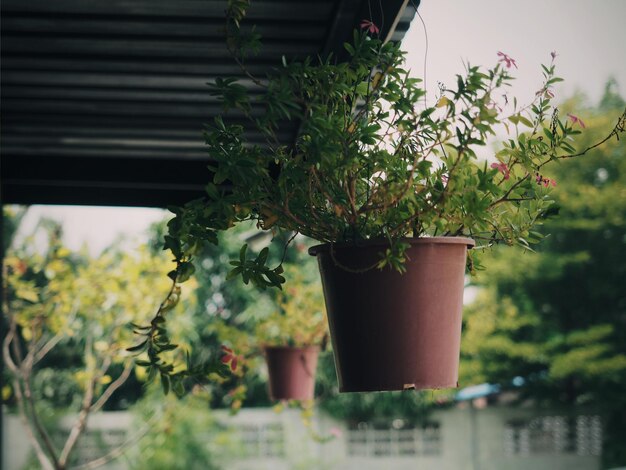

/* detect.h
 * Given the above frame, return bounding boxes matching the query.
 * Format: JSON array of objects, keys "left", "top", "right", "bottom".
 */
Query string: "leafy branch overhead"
[
  {"left": 164, "top": 2, "right": 625, "bottom": 286},
  {"left": 131, "top": 0, "right": 625, "bottom": 388}
]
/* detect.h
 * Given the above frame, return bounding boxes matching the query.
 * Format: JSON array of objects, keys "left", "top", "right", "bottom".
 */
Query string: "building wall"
[{"left": 2, "top": 405, "right": 602, "bottom": 470}]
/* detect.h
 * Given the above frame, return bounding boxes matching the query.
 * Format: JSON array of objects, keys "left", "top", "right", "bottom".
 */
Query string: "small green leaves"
[
  {"left": 163, "top": 235, "right": 182, "bottom": 259},
  {"left": 161, "top": 374, "right": 170, "bottom": 395},
  {"left": 176, "top": 262, "right": 196, "bottom": 283},
  {"left": 228, "top": 244, "right": 286, "bottom": 289},
  {"left": 376, "top": 242, "right": 410, "bottom": 273},
  {"left": 126, "top": 339, "right": 148, "bottom": 353}
]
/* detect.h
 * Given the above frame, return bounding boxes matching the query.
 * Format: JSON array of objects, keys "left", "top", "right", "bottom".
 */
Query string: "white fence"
[{"left": 3, "top": 406, "right": 602, "bottom": 470}]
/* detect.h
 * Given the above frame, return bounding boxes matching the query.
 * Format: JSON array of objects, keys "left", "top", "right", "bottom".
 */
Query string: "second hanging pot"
[{"left": 264, "top": 345, "right": 319, "bottom": 401}]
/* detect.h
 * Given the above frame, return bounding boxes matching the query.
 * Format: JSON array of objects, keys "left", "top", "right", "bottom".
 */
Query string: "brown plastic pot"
[
  {"left": 309, "top": 237, "right": 474, "bottom": 393},
  {"left": 264, "top": 345, "right": 320, "bottom": 401}
]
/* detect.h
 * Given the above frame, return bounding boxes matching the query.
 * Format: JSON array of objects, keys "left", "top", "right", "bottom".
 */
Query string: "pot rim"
[{"left": 308, "top": 236, "right": 475, "bottom": 256}]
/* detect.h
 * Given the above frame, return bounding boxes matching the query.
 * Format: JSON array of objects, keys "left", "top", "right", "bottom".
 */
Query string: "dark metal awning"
[{"left": 1, "top": 0, "right": 418, "bottom": 208}]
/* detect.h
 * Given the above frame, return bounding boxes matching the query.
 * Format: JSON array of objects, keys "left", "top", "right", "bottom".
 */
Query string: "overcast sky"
[
  {"left": 14, "top": 0, "right": 626, "bottom": 253},
  {"left": 403, "top": 0, "right": 626, "bottom": 106}
]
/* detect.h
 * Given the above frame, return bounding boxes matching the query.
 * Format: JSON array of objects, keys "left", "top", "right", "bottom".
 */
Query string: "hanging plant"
[{"left": 129, "top": 0, "right": 626, "bottom": 391}]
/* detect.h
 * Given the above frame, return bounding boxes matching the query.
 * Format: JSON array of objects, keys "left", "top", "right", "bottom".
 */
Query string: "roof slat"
[
  {"left": 1, "top": 0, "right": 335, "bottom": 21},
  {"left": 1, "top": 0, "right": 418, "bottom": 207}
]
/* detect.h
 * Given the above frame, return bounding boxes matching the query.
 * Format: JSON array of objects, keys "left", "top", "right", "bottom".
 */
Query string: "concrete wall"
[{"left": 3, "top": 405, "right": 602, "bottom": 470}]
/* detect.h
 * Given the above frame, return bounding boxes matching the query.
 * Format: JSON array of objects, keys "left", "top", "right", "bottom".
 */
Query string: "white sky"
[
  {"left": 10, "top": 0, "right": 626, "bottom": 253},
  {"left": 403, "top": 0, "right": 626, "bottom": 106},
  {"left": 13, "top": 205, "right": 167, "bottom": 256}
]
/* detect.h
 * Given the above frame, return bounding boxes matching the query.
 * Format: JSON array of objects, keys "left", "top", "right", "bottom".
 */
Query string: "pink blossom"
[
  {"left": 360, "top": 19, "right": 380, "bottom": 35},
  {"left": 221, "top": 345, "right": 239, "bottom": 372},
  {"left": 497, "top": 51, "right": 518, "bottom": 69},
  {"left": 550, "top": 51, "right": 558, "bottom": 60},
  {"left": 567, "top": 113, "right": 586, "bottom": 128},
  {"left": 491, "top": 162, "right": 510, "bottom": 180},
  {"left": 535, "top": 174, "right": 557, "bottom": 187}
]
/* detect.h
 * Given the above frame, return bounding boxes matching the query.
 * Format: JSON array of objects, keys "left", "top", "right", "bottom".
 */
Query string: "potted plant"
[
  {"left": 214, "top": 262, "right": 328, "bottom": 401},
  {"left": 133, "top": 1, "right": 626, "bottom": 393},
  {"left": 257, "top": 264, "right": 327, "bottom": 400}
]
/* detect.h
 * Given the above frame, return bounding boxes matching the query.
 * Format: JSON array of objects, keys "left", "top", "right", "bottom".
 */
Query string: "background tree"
[
  {"left": 2, "top": 212, "right": 198, "bottom": 470},
  {"left": 128, "top": 391, "right": 231, "bottom": 470},
  {"left": 460, "top": 86, "right": 626, "bottom": 468}
]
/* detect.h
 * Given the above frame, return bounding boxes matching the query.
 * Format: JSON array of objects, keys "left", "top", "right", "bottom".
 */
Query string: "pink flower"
[
  {"left": 497, "top": 51, "right": 518, "bottom": 69},
  {"left": 360, "top": 19, "right": 380, "bottom": 35},
  {"left": 491, "top": 162, "right": 510, "bottom": 180},
  {"left": 221, "top": 345, "right": 239, "bottom": 371},
  {"left": 550, "top": 51, "right": 558, "bottom": 60},
  {"left": 567, "top": 113, "right": 586, "bottom": 128},
  {"left": 535, "top": 174, "right": 557, "bottom": 187}
]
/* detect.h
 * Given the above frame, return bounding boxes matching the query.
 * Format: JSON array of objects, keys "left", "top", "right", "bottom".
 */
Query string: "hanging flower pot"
[
  {"left": 264, "top": 345, "right": 320, "bottom": 400},
  {"left": 136, "top": 3, "right": 622, "bottom": 394},
  {"left": 309, "top": 237, "right": 474, "bottom": 393}
]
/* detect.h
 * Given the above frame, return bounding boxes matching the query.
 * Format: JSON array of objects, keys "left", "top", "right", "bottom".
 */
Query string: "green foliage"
[
  {"left": 164, "top": 4, "right": 626, "bottom": 292},
  {"left": 208, "top": 243, "right": 328, "bottom": 410},
  {"left": 250, "top": 264, "right": 327, "bottom": 348},
  {"left": 459, "top": 95, "right": 626, "bottom": 467},
  {"left": 2, "top": 212, "right": 204, "bottom": 469},
  {"left": 129, "top": 392, "right": 232, "bottom": 470}
]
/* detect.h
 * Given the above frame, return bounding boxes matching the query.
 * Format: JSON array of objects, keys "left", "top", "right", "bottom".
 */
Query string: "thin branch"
[
  {"left": 2, "top": 321, "right": 19, "bottom": 374},
  {"left": 488, "top": 174, "right": 531, "bottom": 209},
  {"left": 91, "top": 363, "right": 133, "bottom": 413},
  {"left": 9, "top": 318, "right": 61, "bottom": 467},
  {"left": 11, "top": 377, "right": 55, "bottom": 470},
  {"left": 540, "top": 107, "right": 626, "bottom": 167},
  {"left": 68, "top": 418, "right": 156, "bottom": 470},
  {"left": 34, "top": 333, "right": 64, "bottom": 364},
  {"left": 3, "top": 285, "right": 60, "bottom": 467},
  {"left": 58, "top": 338, "right": 97, "bottom": 467}
]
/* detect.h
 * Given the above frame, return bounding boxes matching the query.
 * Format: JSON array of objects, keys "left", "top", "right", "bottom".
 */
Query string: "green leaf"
[
  {"left": 16, "top": 289, "right": 38, "bottom": 303},
  {"left": 176, "top": 262, "right": 196, "bottom": 283},
  {"left": 257, "top": 247, "right": 269, "bottom": 266},
  {"left": 161, "top": 374, "right": 170, "bottom": 395},
  {"left": 226, "top": 266, "right": 243, "bottom": 280},
  {"left": 518, "top": 116, "right": 534, "bottom": 128},
  {"left": 126, "top": 340, "right": 148, "bottom": 353},
  {"left": 173, "top": 380, "right": 185, "bottom": 397},
  {"left": 163, "top": 235, "right": 182, "bottom": 259}
]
